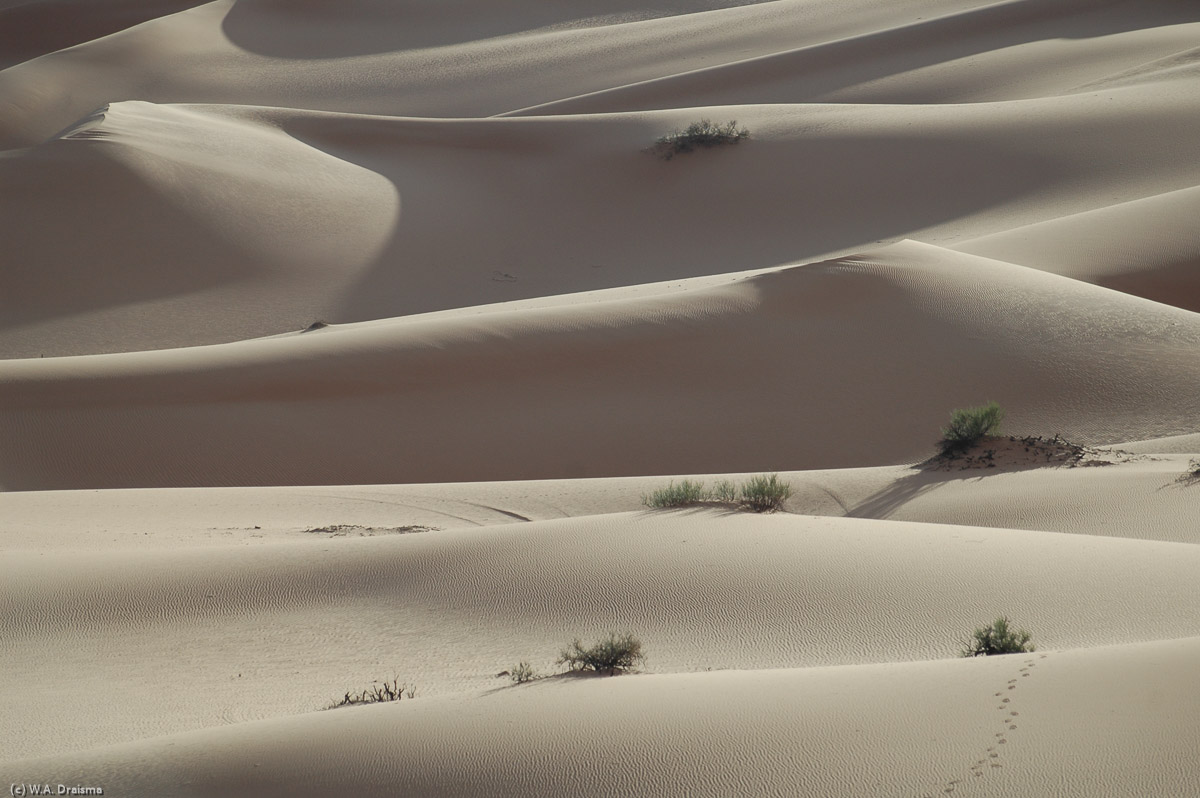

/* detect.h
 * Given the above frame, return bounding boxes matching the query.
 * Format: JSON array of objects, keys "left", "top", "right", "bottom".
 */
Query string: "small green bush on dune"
[
  {"left": 641, "top": 474, "right": 792, "bottom": 513},
  {"left": 960, "top": 617, "right": 1035, "bottom": 657},
  {"left": 940, "top": 401, "right": 1005, "bottom": 453},
  {"left": 648, "top": 119, "right": 750, "bottom": 160},
  {"left": 738, "top": 473, "right": 792, "bottom": 512},
  {"left": 643, "top": 479, "right": 709, "bottom": 508},
  {"left": 509, "top": 661, "right": 538, "bottom": 684}
]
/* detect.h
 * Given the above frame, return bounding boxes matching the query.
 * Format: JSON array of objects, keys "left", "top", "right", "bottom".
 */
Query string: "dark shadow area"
[
  {"left": 848, "top": 435, "right": 1126, "bottom": 520},
  {"left": 0, "top": 0, "right": 210, "bottom": 70},
  {"left": 1099, "top": 258, "right": 1200, "bottom": 314},
  {"left": 268, "top": 116, "right": 1073, "bottom": 324},
  {"left": 220, "top": 0, "right": 773, "bottom": 59},
  {"left": 0, "top": 141, "right": 257, "bottom": 342},
  {"left": 846, "top": 468, "right": 954, "bottom": 521},
  {"left": 509, "top": 0, "right": 1200, "bottom": 114}
]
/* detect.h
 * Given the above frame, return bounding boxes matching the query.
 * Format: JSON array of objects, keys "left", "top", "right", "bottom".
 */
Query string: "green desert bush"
[
  {"left": 510, "top": 661, "right": 538, "bottom": 684},
  {"left": 960, "top": 617, "right": 1035, "bottom": 657},
  {"left": 558, "top": 632, "right": 645, "bottom": 675},
  {"left": 711, "top": 479, "right": 739, "bottom": 504},
  {"left": 642, "top": 479, "right": 708, "bottom": 508},
  {"left": 642, "top": 474, "right": 792, "bottom": 512},
  {"left": 940, "top": 401, "right": 1005, "bottom": 453},
  {"left": 648, "top": 119, "right": 749, "bottom": 160},
  {"left": 738, "top": 473, "right": 792, "bottom": 512}
]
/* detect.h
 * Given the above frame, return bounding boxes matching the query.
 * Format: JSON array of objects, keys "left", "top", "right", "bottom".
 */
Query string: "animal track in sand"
[{"left": 927, "top": 654, "right": 1044, "bottom": 796}]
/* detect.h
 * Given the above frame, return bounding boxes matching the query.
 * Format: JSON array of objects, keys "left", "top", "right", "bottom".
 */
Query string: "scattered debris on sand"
[
  {"left": 923, "top": 435, "right": 1138, "bottom": 472},
  {"left": 300, "top": 524, "right": 437, "bottom": 537}
]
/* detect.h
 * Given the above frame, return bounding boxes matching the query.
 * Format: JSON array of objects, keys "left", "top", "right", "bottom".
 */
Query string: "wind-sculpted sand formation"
[{"left": 3, "top": 1, "right": 1200, "bottom": 795}]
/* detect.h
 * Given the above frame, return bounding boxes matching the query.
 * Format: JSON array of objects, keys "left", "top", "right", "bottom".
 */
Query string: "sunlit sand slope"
[
  {"left": 3, "top": 85, "right": 1199, "bottom": 357},
  {"left": 3, "top": 241, "right": 1199, "bottom": 489},
  {"left": 7, "top": 638, "right": 1199, "bottom": 797},
  {"left": 4, "top": 512, "right": 1200, "bottom": 759}
]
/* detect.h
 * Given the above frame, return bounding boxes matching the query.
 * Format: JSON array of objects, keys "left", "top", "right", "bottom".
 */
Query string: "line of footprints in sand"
[{"left": 924, "top": 652, "right": 1050, "bottom": 797}]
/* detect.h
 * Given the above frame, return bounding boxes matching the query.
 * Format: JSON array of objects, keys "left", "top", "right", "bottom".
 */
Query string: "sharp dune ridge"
[{"left": 3, "top": 1, "right": 1200, "bottom": 795}]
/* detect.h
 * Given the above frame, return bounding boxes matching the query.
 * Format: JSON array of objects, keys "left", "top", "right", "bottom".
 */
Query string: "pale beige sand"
[
  {"left": 953, "top": 186, "right": 1200, "bottom": 312},
  {"left": 6, "top": 512, "right": 1200, "bottom": 761},
  {"left": 5, "top": 452, "right": 1200, "bottom": 553},
  {"left": 4, "top": 0, "right": 1200, "bottom": 794},
  {"left": 7, "top": 638, "right": 1199, "bottom": 797},
  {"left": 4, "top": 241, "right": 1200, "bottom": 489}
]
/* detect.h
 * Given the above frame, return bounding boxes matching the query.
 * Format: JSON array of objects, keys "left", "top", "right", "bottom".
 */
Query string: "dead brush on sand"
[
  {"left": 329, "top": 677, "right": 416, "bottom": 709},
  {"left": 646, "top": 119, "right": 749, "bottom": 160},
  {"left": 558, "top": 632, "right": 646, "bottom": 676}
]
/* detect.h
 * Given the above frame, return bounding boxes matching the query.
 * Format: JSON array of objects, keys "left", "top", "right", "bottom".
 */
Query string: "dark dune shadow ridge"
[
  {"left": 0, "top": 0, "right": 210, "bottom": 70},
  {"left": 505, "top": 0, "right": 1200, "bottom": 114},
  {"left": 220, "top": 0, "right": 775, "bottom": 59}
]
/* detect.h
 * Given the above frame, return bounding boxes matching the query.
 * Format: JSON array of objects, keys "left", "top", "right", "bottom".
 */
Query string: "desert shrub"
[
  {"left": 330, "top": 677, "right": 415, "bottom": 708},
  {"left": 648, "top": 119, "right": 749, "bottom": 160},
  {"left": 960, "top": 617, "right": 1035, "bottom": 657},
  {"left": 642, "top": 475, "right": 792, "bottom": 512},
  {"left": 643, "top": 479, "right": 708, "bottom": 508},
  {"left": 941, "top": 401, "right": 1005, "bottom": 452},
  {"left": 738, "top": 473, "right": 792, "bottom": 512},
  {"left": 558, "top": 632, "right": 645, "bottom": 675},
  {"left": 711, "top": 479, "right": 739, "bottom": 504},
  {"left": 510, "top": 661, "right": 538, "bottom": 684}
]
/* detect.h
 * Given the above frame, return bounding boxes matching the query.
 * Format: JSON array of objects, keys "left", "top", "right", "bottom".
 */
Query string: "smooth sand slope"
[
  {"left": 7, "top": 639, "right": 1199, "bottom": 798},
  {"left": 6, "top": 512, "right": 1200, "bottom": 762},
  {"left": 2, "top": 85, "right": 1199, "bottom": 356},
  {"left": 4, "top": 240, "right": 1200, "bottom": 489},
  {"left": 6, "top": 451, "right": 1200, "bottom": 552},
  {"left": 4, "top": 1, "right": 1200, "bottom": 795}
]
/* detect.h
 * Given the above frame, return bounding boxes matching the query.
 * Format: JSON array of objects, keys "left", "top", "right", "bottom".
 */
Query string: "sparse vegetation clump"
[
  {"left": 558, "top": 632, "right": 645, "bottom": 675},
  {"left": 940, "top": 401, "right": 1005, "bottom": 453},
  {"left": 509, "top": 661, "right": 538, "bottom": 684},
  {"left": 648, "top": 119, "right": 749, "bottom": 160},
  {"left": 329, "top": 677, "right": 416, "bottom": 708},
  {"left": 738, "top": 473, "right": 792, "bottom": 512},
  {"left": 642, "top": 474, "right": 792, "bottom": 512},
  {"left": 643, "top": 479, "right": 708, "bottom": 508},
  {"left": 960, "top": 617, "right": 1035, "bottom": 657}
]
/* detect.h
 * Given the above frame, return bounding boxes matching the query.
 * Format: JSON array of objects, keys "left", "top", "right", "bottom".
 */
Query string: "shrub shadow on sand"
[{"left": 848, "top": 435, "right": 1133, "bottom": 519}]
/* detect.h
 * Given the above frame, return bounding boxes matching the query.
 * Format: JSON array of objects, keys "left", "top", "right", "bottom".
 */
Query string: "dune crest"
[{"left": 3, "top": 1, "right": 1199, "bottom": 794}]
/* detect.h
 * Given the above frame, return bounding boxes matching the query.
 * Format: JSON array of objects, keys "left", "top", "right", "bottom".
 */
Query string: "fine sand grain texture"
[{"left": 4, "top": 0, "right": 1200, "bottom": 795}]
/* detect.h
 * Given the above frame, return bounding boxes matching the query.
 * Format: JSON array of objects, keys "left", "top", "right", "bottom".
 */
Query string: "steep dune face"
[
  {"left": 4, "top": 241, "right": 1200, "bottom": 490},
  {"left": 953, "top": 185, "right": 1200, "bottom": 312},
  {"left": 0, "top": 101, "right": 397, "bottom": 356},
  {"left": 3, "top": 86, "right": 1199, "bottom": 357},
  {"left": 4, "top": 0, "right": 1200, "bottom": 794}
]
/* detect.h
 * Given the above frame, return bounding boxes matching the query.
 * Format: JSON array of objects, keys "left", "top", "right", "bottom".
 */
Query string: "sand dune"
[
  {"left": 5, "top": 240, "right": 1200, "bottom": 490},
  {"left": 5, "top": 85, "right": 1200, "bottom": 356},
  {"left": 954, "top": 185, "right": 1200, "bottom": 311},
  {"left": 6, "top": 511, "right": 1200, "bottom": 762},
  {"left": 4, "top": 1, "right": 1200, "bottom": 794}
]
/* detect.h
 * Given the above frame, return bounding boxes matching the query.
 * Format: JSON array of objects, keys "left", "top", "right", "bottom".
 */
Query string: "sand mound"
[
  {"left": 5, "top": 240, "right": 1200, "bottom": 489},
  {"left": 5, "top": 1, "right": 1200, "bottom": 793},
  {"left": 7, "top": 637, "right": 1199, "bottom": 797},
  {"left": 954, "top": 185, "right": 1200, "bottom": 312},
  {"left": 5, "top": 511, "right": 1200, "bottom": 759}
]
